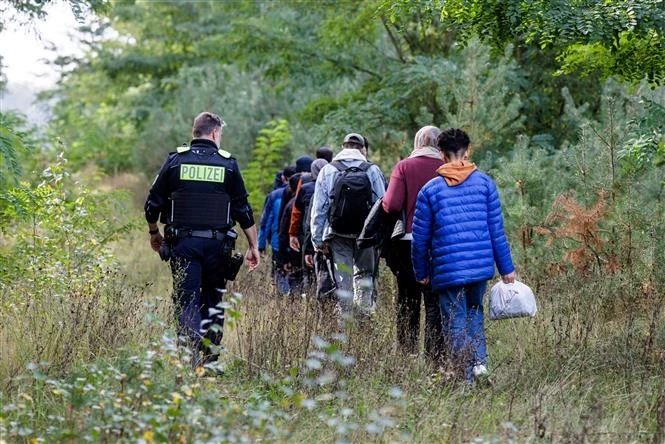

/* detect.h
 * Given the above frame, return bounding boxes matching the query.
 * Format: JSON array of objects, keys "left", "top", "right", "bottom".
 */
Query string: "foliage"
[
  {"left": 0, "top": 0, "right": 109, "bottom": 32},
  {"left": 7, "top": 1, "right": 665, "bottom": 442},
  {"left": 492, "top": 79, "right": 665, "bottom": 282},
  {"left": 243, "top": 119, "right": 292, "bottom": 213},
  {"left": 0, "top": 156, "right": 139, "bottom": 377},
  {"left": 0, "top": 156, "right": 134, "bottom": 288},
  {"left": 138, "top": 64, "right": 295, "bottom": 174},
  {"left": 617, "top": 87, "right": 665, "bottom": 174},
  {"left": 0, "top": 315, "right": 404, "bottom": 443},
  {"left": 46, "top": 0, "right": 530, "bottom": 176},
  {"left": 384, "top": 0, "right": 665, "bottom": 84},
  {"left": 314, "top": 37, "right": 524, "bottom": 165},
  {"left": 0, "top": 112, "right": 29, "bottom": 187}
]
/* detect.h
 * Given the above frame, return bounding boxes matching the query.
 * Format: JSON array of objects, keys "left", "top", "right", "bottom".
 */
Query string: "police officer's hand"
[
  {"left": 150, "top": 232, "right": 163, "bottom": 252},
  {"left": 418, "top": 277, "right": 430, "bottom": 286},
  {"left": 289, "top": 236, "right": 300, "bottom": 252},
  {"left": 245, "top": 246, "right": 260, "bottom": 272}
]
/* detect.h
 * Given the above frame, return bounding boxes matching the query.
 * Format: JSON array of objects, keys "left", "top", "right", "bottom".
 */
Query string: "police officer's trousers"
[{"left": 170, "top": 236, "right": 227, "bottom": 359}]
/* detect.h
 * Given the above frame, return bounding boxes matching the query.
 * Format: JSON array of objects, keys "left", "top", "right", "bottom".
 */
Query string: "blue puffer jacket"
[
  {"left": 411, "top": 168, "right": 514, "bottom": 291},
  {"left": 258, "top": 186, "right": 285, "bottom": 252}
]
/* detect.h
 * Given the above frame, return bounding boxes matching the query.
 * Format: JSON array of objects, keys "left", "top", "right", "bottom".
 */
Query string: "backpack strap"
[
  {"left": 331, "top": 160, "right": 348, "bottom": 172},
  {"left": 357, "top": 162, "right": 371, "bottom": 172},
  {"left": 331, "top": 160, "right": 372, "bottom": 172}
]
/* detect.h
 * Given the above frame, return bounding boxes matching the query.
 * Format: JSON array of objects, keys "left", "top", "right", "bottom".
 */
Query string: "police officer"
[{"left": 145, "top": 111, "right": 260, "bottom": 365}]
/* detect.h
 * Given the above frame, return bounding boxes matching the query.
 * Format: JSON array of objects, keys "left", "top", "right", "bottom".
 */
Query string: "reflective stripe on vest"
[{"left": 179, "top": 164, "right": 226, "bottom": 183}]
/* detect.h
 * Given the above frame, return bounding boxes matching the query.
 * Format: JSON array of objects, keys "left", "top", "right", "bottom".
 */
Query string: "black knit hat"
[{"left": 295, "top": 155, "right": 313, "bottom": 173}]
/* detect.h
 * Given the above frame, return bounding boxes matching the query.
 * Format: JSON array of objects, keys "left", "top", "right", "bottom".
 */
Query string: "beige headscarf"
[{"left": 409, "top": 125, "right": 442, "bottom": 159}]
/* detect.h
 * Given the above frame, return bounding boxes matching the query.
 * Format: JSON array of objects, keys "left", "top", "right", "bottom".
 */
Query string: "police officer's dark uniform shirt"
[
  {"left": 144, "top": 138, "right": 253, "bottom": 354},
  {"left": 144, "top": 139, "right": 254, "bottom": 230}
]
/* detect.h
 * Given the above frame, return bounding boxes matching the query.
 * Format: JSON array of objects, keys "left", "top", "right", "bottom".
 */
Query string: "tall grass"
[{"left": 3, "top": 223, "right": 665, "bottom": 442}]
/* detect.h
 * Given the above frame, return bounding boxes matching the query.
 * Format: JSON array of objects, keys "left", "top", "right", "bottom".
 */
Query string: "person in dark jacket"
[
  {"left": 279, "top": 173, "right": 305, "bottom": 296},
  {"left": 412, "top": 128, "right": 515, "bottom": 382},
  {"left": 289, "top": 149, "right": 331, "bottom": 249},
  {"left": 145, "top": 111, "right": 260, "bottom": 365},
  {"left": 288, "top": 159, "right": 327, "bottom": 253},
  {"left": 292, "top": 159, "right": 329, "bottom": 295},
  {"left": 383, "top": 126, "right": 444, "bottom": 359}
]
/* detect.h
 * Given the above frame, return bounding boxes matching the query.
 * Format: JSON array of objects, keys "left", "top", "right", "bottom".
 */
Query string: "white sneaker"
[{"left": 472, "top": 364, "right": 488, "bottom": 377}]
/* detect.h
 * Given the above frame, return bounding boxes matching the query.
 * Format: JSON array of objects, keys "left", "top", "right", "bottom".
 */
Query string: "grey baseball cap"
[{"left": 343, "top": 133, "right": 365, "bottom": 147}]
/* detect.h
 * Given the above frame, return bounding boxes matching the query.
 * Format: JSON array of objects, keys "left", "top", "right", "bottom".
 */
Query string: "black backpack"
[{"left": 328, "top": 160, "right": 373, "bottom": 234}]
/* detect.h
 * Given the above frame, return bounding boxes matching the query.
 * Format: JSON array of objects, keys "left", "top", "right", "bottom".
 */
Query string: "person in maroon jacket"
[{"left": 383, "top": 125, "right": 444, "bottom": 360}]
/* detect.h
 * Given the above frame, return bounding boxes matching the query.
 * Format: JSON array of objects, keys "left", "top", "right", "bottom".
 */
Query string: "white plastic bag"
[{"left": 489, "top": 280, "right": 537, "bottom": 320}]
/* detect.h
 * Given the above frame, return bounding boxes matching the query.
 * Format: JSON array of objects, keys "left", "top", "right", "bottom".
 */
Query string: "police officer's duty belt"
[{"left": 175, "top": 229, "right": 227, "bottom": 241}]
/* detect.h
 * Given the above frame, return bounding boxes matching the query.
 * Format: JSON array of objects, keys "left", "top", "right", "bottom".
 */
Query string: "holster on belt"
[{"left": 220, "top": 230, "right": 243, "bottom": 281}]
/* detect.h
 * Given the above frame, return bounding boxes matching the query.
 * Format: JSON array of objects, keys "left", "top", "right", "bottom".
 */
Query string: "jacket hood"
[
  {"left": 437, "top": 161, "right": 477, "bottom": 186},
  {"left": 310, "top": 158, "right": 328, "bottom": 179},
  {"left": 333, "top": 148, "right": 367, "bottom": 162}
]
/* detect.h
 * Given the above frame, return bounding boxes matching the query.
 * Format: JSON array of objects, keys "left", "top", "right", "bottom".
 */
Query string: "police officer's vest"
[{"left": 167, "top": 144, "right": 234, "bottom": 229}]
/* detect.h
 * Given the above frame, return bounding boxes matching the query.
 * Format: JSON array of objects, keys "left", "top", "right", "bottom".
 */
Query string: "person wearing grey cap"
[{"left": 309, "top": 133, "right": 386, "bottom": 315}]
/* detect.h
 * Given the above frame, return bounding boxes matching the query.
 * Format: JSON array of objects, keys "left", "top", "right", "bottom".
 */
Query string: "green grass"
[{"left": 2, "top": 227, "right": 665, "bottom": 443}]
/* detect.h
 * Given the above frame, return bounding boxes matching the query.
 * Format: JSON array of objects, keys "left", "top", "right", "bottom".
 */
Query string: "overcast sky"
[{"left": 0, "top": 1, "right": 83, "bottom": 117}]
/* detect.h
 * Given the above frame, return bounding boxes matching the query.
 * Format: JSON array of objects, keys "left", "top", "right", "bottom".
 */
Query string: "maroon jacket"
[{"left": 382, "top": 155, "right": 443, "bottom": 233}]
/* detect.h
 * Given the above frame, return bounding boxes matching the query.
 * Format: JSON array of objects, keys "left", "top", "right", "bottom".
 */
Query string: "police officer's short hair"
[{"left": 192, "top": 112, "right": 226, "bottom": 138}]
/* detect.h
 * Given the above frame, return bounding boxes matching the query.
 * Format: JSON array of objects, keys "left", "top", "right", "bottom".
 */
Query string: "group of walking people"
[
  {"left": 145, "top": 111, "right": 514, "bottom": 380},
  {"left": 258, "top": 125, "right": 516, "bottom": 382}
]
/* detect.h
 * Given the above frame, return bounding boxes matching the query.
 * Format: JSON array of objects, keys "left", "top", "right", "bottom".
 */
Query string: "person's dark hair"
[
  {"left": 342, "top": 141, "right": 364, "bottom": 150},
  {"left": 192, "top": 112, "right": 225, "bottom": 138},
  {"left": 283, "top": 166, "right": 297, "bottom": 179},
  {"left": 316, "top": 146, "right": 333, "bottom": 162},
  {"left": 437, "top": 128, "right": 470, "bottom": 156}
]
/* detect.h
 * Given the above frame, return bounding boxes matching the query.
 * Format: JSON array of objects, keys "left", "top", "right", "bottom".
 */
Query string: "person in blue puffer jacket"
[{"left": 411, "top": 128, "right": 515, "bottom": 382}]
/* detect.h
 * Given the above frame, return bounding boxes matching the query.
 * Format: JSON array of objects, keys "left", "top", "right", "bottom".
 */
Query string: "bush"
[{"left": 0, "top": 156, "right": 141, "bottom": 380}]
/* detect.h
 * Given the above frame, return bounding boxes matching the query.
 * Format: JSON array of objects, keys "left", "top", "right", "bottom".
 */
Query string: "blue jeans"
[{"left": 437, "top": 281, "right": 488, "bottom": 381}]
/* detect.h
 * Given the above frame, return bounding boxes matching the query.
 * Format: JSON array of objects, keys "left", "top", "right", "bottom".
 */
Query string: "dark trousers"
[
  {"left": 170, "top": 237, "right": 227, "bottom": 359},
  {"left": 314, "top": 251, "right": 336, "bottom": 298},
  {"left": 390, "top": 240, "right": 443, "bottom": 359}
]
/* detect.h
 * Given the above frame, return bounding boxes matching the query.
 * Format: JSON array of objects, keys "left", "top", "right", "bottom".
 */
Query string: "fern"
[{"left": 243, "top": 119, "right": 292, "bottom": 213}]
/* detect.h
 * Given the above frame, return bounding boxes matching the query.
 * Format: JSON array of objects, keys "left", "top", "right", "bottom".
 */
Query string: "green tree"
[
  {"left": 386, "top": 0, "right": 665, "bottom": 84},
  {"left": 243, "top": 119, "right": 292, "bottom": 213},
  {"left": 49, "top": 0, "right": 532, "bottom": 176}
]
